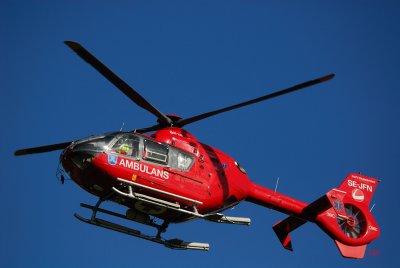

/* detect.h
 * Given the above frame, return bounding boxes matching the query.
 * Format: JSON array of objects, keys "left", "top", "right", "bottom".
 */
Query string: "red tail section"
[
  {"left": 267, "top": 173, "right": 380, "bottom": 259},
  {"left": 323, "top": 173, "right": 380, "bottom": 258}
]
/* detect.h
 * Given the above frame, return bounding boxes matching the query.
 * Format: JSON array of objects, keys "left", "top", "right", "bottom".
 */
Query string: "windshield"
[{"left": 72, "top": 132, "right": 120, "bottom": 153}]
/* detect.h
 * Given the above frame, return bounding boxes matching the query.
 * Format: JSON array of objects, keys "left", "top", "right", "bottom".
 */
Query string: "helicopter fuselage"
[{"left": 61, "top": 127, "right": 252, "bottom": 222}]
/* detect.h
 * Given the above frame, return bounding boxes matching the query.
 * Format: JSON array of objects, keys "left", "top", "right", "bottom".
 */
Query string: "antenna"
[
  {"left": 370, "top": 203, "right": 376, "bottom": 212},
  {"left": 120, "top": 122, "right": 125, "bottom": 131},
  {"left": 274, "top": 177, "right": 280, "bottom": 193}
]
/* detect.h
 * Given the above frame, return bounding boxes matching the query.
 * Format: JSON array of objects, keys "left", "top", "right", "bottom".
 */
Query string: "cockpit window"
[
  {"left": 111, "top": 134, "right": 140, "bottom": 158},
  {"left": 143, "top": 139, "right": 168, "bottom": 165},
  {"left": 72, "top": 133, "right": 120, "bottom": 153},
  {"left": 169, "top": 148, "right": 194, "bottom": 172}
]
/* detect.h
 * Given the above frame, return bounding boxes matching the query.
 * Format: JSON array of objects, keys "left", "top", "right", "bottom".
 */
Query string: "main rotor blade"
[
  {"left": 64, "top": 41, "right": 172, "bottom": 126},
  {"left": 14, "top": 141, "right": 72, "bottom": 156},
  {"left": 176, "top": 73, "right": 335, "bottom": 127}
]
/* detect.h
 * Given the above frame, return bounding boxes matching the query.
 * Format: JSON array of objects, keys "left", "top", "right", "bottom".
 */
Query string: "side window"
[
  {"left": 143, "top": 139, "right": 168, "bottom": 165},
  {"left": 111, "top": 134, "right": 140, "bottom": 158},
  {"left": 169, "top": 148, "right": 194, "bottom": 172}
]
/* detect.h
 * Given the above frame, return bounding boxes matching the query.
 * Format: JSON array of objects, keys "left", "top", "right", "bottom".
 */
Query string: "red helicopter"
[{"left": 15, "top": 41, "right": 380, "bottom": 259}]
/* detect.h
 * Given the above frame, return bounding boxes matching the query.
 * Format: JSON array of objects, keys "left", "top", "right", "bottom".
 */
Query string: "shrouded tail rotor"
[{"left": 337, "top": 204, "right": 367, "bottom": 239}]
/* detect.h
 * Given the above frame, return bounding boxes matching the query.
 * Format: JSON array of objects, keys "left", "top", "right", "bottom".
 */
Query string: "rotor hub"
[{"left": 346, "top": 216, "right": 356, "bottom": 228}]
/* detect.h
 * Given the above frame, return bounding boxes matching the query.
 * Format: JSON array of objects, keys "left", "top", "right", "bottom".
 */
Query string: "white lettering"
[
  {"left": 347, "top": 180, "right": 373, "bottom": 192},
  {"left": 170, "top": 130, "right": 183, "bottom": 137},
  {"left": 351, "top": 175, "right": 377, "bottom": 184},
  {"left": 126, "top": 160, "right": 133, "bottom": 169},
  {"left": 134, "top": 162, "right": 139, "bottom": 170},
  {"left": 326, "top": 212, "right": 336, "bottom": 219},
  {"left": 369, "top": 226, "right": 378, "bottom": 232},
  {"left": 119, "top": 159, "right": 126, "bottom": 167},
  {"left": 118, "top": 159, "right": 169, "bottom": 180},
  {"left": 140, "top": 164, "right": 146, "bottom": 173}
]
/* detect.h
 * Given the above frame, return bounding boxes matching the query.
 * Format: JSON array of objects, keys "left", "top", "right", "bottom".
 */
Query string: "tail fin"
[
  {"left": 337, "top": 173, "right": 379, "bottom": 207},
  {"left": 273, "top": 173, "right": 380, "bottom": 259}
]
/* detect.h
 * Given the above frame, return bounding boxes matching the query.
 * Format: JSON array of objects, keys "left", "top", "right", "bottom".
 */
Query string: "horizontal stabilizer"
[{"left": 273, "top": 216, "right": 307, "bottom": 251}]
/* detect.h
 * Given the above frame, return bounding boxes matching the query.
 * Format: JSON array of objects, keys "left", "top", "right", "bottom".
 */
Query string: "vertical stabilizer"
[{"left": 337, "top": 173, "right": 380, "bottom": 206}]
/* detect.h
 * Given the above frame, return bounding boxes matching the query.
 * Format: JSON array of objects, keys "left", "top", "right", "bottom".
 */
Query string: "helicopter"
[{"left": 15, "top": 41, "right": 380, "bottom": 259}]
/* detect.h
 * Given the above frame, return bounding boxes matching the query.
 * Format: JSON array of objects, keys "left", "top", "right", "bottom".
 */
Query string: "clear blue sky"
[{"left": 1, "top": 1, "right": 399, "bottom": 267}]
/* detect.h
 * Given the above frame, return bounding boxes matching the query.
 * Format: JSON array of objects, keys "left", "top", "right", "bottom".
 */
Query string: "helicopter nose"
[
  {"left": 67, "top": 142, "right": 100, "bottom": 170},
  {"left": 62, "top": 134, "right": 114, "bottom": 170},
  {"left": 70, "top": 150, "right": 96, "bottom": 169}
]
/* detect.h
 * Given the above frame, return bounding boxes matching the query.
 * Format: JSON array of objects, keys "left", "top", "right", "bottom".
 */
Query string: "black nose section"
[
  {"left": 71, "top": 151, "right": 96, "bottom": 169},
  {"left": 68, "top": 141, "right": 102, "bottom": 170},
  {"left": 62, "top": 133, "right": 119, "bottom": 169},
  {"left": 72, "top": 141, "right": 102, "bottom": 153}
]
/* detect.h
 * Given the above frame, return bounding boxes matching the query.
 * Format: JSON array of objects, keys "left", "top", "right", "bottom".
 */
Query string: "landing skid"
[
  {"left": 74, "top": 178, "right": 251, "bottom": 251},
  {"left": 74, "top": 198, "right": 209, "bottom": 251},
  {"left": 75, "top": 213, "right": 209, "bottom": 250}
]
